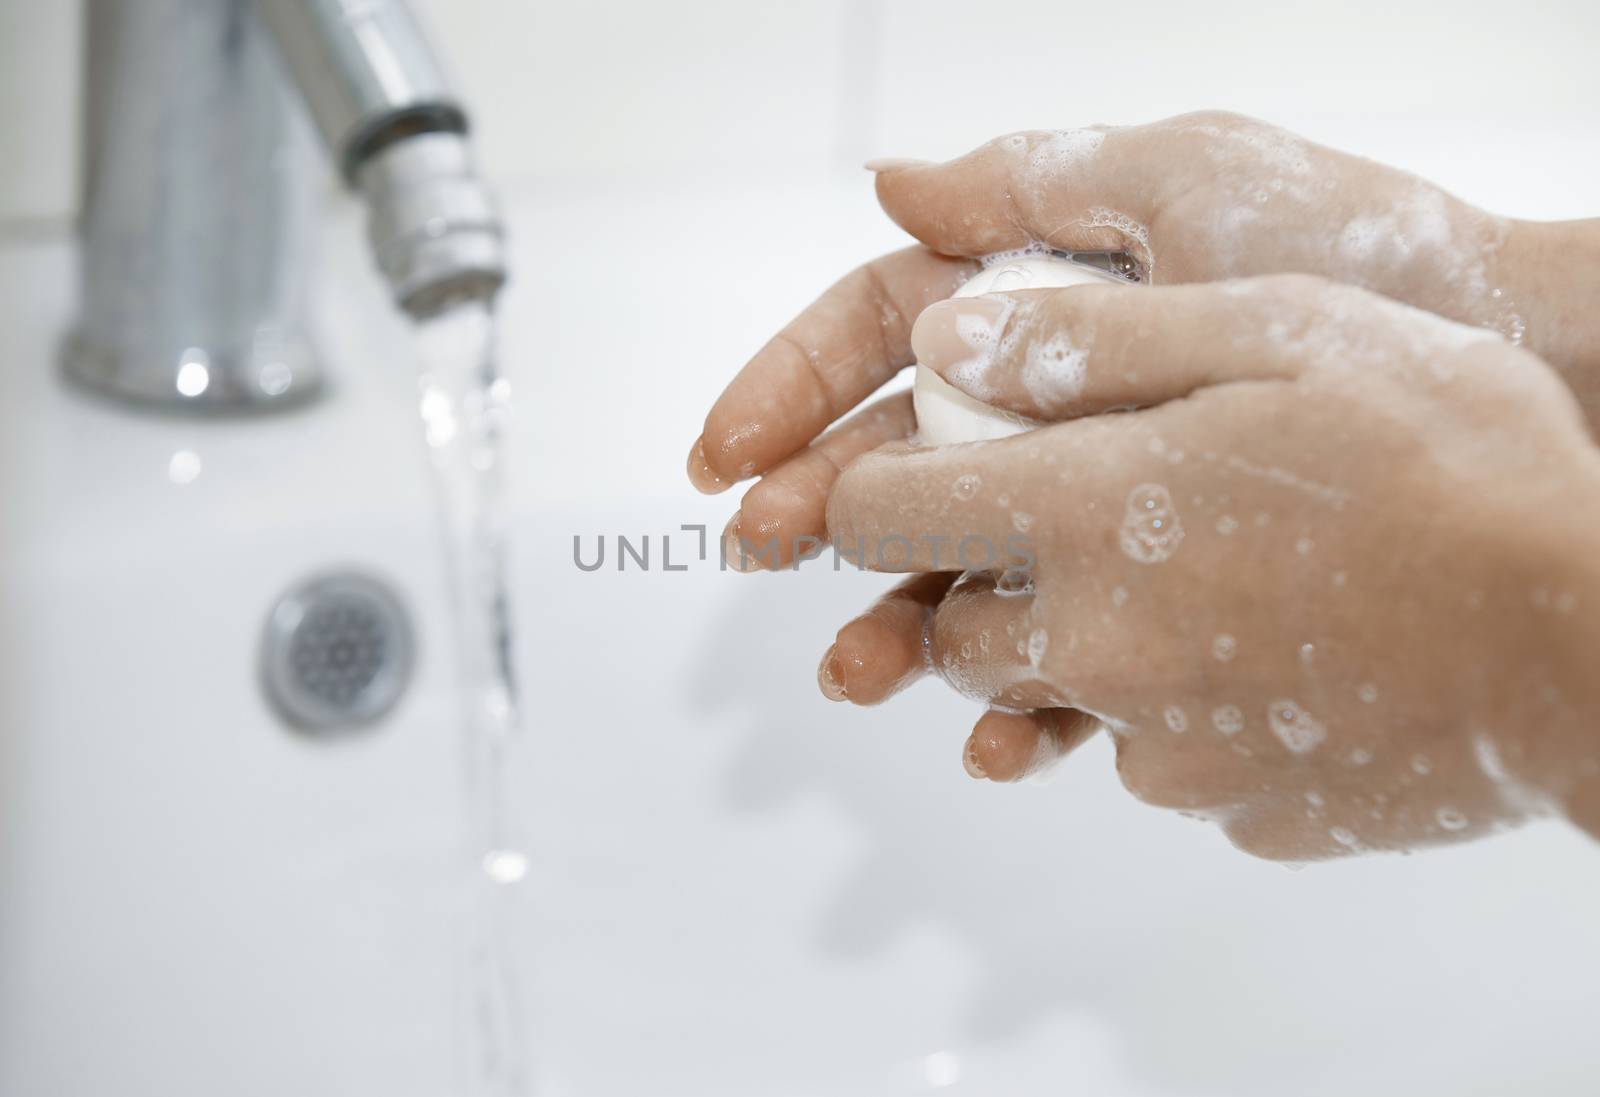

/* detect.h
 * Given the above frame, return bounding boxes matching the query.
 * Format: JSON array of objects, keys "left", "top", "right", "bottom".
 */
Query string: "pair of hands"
[{"left": 688, "top": 112, "right": 1600, "bottom": 860}]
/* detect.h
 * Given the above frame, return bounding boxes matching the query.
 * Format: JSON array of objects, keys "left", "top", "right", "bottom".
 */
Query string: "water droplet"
[
  {"left": 952, "top": 474, "right": 981, "bottom": 501},
  {"left": 995, "top": 569, "right": 1034, "bottom": 596},
  {"left": 482, "top": 848, "right": 529, "bottom": 884},
  {"left": 1357, "top": 683, "right": 1379, "bottom": 704},
  {"left": 1295, "top": 537, "right": 1314, "bottom": 555},
  {"left": 922, "top": 1051, "right": 961, "bottom": 1088},
  {"left": 1298, "top": 643, "right": 1315, "bottom": 666},
  {"left": 166, "top": 449, "right": 202, "bottom": 485},
  {"left": 1411, "top": 753, "right": 1432, "bottom": 776},
  {"left": 1347, "top": 748, "right": 1374, "bottom": 766},
  {"left": 1212, "top": 634, "right": 1237, "bottom": 662},
  {"left": 1435, "top": 807, "right": 1468, "bottom": 831},
  {"left": 1163, "top": 705, "right": 1189, "bottom": 733},
  {"left": 1215, "top": 514, "right": 1239, "bottom": 535}
]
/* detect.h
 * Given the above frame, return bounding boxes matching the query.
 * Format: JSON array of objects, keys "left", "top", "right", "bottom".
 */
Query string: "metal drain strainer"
[{"left": 260, "top": 570, "right": 414, "bottom": 734}]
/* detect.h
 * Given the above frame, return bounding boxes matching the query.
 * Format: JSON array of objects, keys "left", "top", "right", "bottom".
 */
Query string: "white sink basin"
[{"left": 1, "top": 182, "right": 1597, "bottom": 1096}]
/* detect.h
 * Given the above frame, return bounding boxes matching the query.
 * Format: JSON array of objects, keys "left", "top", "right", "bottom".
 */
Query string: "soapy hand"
[
  {"left": 687, "top": 111, "right": 1600, "bottom": 859},
  {"left": 820, "top": 273, "right": 1600, "bottom": 859},
  {"left": 690, "top": 111, "right": 1600, "bottom": 567}
]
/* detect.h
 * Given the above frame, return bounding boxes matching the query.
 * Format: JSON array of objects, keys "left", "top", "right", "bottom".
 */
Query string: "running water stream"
[{"left": 413, "top": 295, "right": 529, "bottom": 1095}]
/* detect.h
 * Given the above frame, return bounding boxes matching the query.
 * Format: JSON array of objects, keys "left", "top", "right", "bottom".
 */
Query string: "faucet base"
[{"left": 60, "top": 326, "right": 323, "bottom": 412}]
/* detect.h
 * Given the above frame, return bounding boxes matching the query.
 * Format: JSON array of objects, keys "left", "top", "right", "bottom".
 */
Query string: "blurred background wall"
[{"left": 5, "top": 0, "right": 1600, "bottom": 231}]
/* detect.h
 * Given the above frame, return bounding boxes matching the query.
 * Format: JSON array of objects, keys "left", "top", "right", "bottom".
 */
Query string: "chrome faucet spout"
[
  {"left": 63, "top": 0, "right": 506, "bottom": 411},
  {"left": 255, "top": 0, "right": 507, "bottom": 316}
]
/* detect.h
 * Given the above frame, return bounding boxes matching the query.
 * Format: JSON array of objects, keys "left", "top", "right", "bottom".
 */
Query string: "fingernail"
[
  {"left": 817, "top": 645, "right": 848, "bottom": 702},
  {"left": 962, "top": 736, "right": 988, "bottom": 779},
  {"left": 721, "top": 512, "right": 763, "bottom": 572},
  {"left": 687, "top": 436, "right": 731, "bottom": 495},
  {"left": 912, "top": 296, "right": 1009, "bottom": 373},
  {"left": 863, "top": 156, "right": 931, "bottom": 173}
]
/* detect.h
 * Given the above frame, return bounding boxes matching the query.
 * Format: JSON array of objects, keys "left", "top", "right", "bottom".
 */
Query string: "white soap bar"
[{"left": 913, "top": 255, "right": 1128, "bottom": 446}]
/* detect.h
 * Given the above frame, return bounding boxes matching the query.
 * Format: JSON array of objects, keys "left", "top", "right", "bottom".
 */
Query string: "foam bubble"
[
  {"left": 1267, "top": 700, "right": 1326, "bottom": 754},
  {"left": 1211, "top": 705, "right": 1244, "bottom": 735},
  {"left": 1021, "top": 334, "right": 1088, "bottom": 407},
  {"left": 1036, "top": 128, "right": 1105, "bottom": 166},
  {"left": 1026, "top": 628, "right": 1049, "bottom": 668},
  {"left": 1118, "top": 483, "right": 1184, "bottom": 564},
  {"left": 1329, "top": 826, "right": 1360, "bottom": 850}
]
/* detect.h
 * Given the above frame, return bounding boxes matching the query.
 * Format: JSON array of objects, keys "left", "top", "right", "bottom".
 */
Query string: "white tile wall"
[{"left": 3, "top": 0, "right": 1598, "bottom": 224}]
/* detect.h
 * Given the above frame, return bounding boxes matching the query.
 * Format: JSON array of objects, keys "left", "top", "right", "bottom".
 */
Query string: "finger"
[
  {"left": 872, "top": 128, "right": 1156, "bottom": 261},
  {"left": 689, "top": 246, "right": 978, "bottom": 494},
  {"left": 723, "top": 392, "right": 916, "bottom": 572},
  {"left": 828, "top": 394, "right": 1230, "bottom": 573},
  {"left": 963, "top": 708, "right": 1100, "bottom": 783},
  {"left": 927, "top": 571, "right": 1068, "bottom": 711},
  {"left": 910, "top": 276, "right": 1329, "bottom": 422},
  {"left": 818, "top": 572, "right": 959, "bottom": 705},
  {"left": 823, "top": 438, "right": 1041, "bottom": 573}
]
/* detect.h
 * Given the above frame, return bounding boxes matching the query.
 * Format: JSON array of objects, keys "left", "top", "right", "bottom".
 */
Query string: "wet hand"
[
  {"left": 820, "top": 274, "right": 1600, "bottom": 860},
  {"left": 690, "top": 111, "right": 1600, "bottom": 566}
]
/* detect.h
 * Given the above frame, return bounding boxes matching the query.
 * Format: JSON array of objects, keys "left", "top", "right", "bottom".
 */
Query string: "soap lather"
[{"left": 913, "top": 253, "right": 1140, "bottom": 446}]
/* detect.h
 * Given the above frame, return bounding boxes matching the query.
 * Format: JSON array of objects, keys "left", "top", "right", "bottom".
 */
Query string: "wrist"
[
  {"left": 1497, "top": 218, "right": 1600, "bottom": 391},
  {"left": 1482, "top": 449, "right": 1600, "bottom": 831}
]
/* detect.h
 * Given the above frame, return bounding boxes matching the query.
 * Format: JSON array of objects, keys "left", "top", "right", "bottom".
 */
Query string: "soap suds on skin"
[
  {"left": 914, "top": 255, "right": 1127, "bottom": 446},
  {"left": 1267, "top": 699, "right": 1326, "bottom": 754},
  {"left": 1118, "top": 483, "right": 1184, "bottom": 564},
  {"left": 1022, "top": 333, "right": 1088, "bottom": 408},
  {"left": 1024, "top": 128, "right": 1107, "bottom": 180},
  {"left": 943, "top": 296, "right": 1022, "bottom": 401}
]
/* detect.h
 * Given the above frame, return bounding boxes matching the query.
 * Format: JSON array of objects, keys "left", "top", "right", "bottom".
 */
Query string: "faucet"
[{"left": 63, "top": 0, "right": 507, "bottom": 410}]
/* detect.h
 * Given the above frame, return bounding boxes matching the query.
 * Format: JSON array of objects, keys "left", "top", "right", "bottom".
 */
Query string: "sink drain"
[{"left": 260, "top": 570, "right": 414, "bottom": 735}]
